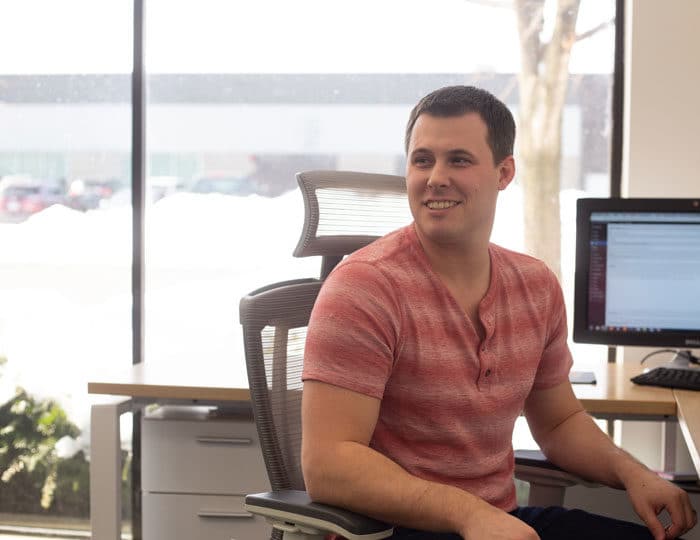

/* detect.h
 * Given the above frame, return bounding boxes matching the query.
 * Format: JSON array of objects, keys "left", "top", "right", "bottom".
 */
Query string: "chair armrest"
[
  {"left": 514, "top": 449, "right": 599, "bottom": 507},
  {"left": 514, "top": 449, "right": 597, "bottom": 488},
  {"left": 245, "top": 490, "right": 393, "bottom": 540}
]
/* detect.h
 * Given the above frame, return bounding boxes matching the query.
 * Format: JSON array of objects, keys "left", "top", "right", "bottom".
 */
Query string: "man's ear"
[{"left": 497, "top": 156, "right": 515, "bottom": 191}]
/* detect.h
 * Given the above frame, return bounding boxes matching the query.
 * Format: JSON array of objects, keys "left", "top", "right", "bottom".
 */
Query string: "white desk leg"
[{"left": 90, "top": 398, "right": 132, "bottom": 540}]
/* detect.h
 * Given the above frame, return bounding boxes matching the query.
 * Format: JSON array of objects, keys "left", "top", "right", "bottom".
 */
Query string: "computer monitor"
[{"left": 573, "top": 198, "right": 700, "bottom": 353}]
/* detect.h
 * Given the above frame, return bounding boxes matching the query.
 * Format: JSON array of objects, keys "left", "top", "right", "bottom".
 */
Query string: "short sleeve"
[
  {"left": 532, "top": 272, "right": 574, "bottom": 389},
  {"left": 302, "top": 261, "right": 401, "bottom": 399}
]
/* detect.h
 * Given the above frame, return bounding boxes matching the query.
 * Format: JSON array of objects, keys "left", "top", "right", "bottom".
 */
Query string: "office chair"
[{"left": 240, "top": 170, "right": 589, "bottom": 539}]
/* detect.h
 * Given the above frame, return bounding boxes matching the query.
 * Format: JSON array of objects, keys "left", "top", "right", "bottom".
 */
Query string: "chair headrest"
[{"left": 293, "top": 170, "right": 411, "bottom": 259}]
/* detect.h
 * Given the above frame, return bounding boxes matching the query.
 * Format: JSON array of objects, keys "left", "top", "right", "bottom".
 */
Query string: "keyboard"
[{"left": 631, "top": 367, "right": 700, "bottom": 391}]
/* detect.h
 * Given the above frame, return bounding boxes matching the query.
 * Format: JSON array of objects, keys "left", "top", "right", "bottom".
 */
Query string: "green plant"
[
  {"left": 0, "top": 386, "right": 80, "bottom": 509},
  {"left": 0, "top": 353, "right": 85, "bottom": 513},
  {"left": 0, "top": 356, "right": 131, "bottom": 519}
]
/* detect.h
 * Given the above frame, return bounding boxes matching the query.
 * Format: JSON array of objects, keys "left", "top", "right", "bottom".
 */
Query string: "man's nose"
[{"left": 427, "top": 163, "right": 450, "bottom": 189}]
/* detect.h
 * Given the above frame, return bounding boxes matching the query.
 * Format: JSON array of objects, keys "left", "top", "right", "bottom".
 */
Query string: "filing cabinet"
[{"left": 141, "top": 406, "right": 270, "bottom": 540}]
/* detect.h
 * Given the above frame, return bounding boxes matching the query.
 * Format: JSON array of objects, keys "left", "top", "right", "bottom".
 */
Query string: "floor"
[{"left": 0, "top": 525, "right": 90, "bottom": 540}]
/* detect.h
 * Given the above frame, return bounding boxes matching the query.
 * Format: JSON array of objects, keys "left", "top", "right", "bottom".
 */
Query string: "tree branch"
[
  {"left": 575, "top": 18, "right": 615, "bottom": 42},
  {"left": 514, "top": 0, "right": 546, "bottom": 75}
]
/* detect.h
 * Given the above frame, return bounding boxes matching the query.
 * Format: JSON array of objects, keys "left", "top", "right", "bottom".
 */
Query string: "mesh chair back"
[
  {"left": 241, "top": 170, "right": 411, "bottom": 538},
  {"left": 293, "top": 170, "right": 411, "bottom": 277},
  {"left": 240, "top": 278, "right": 323, "bottom": 493}
]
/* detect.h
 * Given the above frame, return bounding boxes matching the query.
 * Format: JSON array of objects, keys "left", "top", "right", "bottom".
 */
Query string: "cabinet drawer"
[
  {"left": 142, "top": 408, "right": 269, "bottom": 494},
  {"left": 142, "top": 492, "right": 269, "bottom": 540}
]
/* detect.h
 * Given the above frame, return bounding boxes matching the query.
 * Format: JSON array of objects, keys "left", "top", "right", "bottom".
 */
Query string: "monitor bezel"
[{"left": 573, "top": 197, "right": 700, "bottom": 348}]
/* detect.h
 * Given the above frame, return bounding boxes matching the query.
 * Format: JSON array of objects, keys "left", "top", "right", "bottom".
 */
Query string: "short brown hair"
[{"left": 405, "top": 85, "right": 515, "bottom": 164}]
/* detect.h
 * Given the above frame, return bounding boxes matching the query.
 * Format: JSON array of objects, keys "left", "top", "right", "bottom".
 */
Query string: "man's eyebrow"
[
  {"left": 446, "top": 148, "right": 476, "bottom": 158},
  {"left": 409, "top": 148, "right": 478, "bottom": 160},
  {"left": 447, "top": 148, "right": 476, "bottom": 160}
]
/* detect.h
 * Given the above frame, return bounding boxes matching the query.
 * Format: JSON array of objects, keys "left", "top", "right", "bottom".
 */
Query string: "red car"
[{"left": 0, "top": 176, "right": 68, "bottom": 222}]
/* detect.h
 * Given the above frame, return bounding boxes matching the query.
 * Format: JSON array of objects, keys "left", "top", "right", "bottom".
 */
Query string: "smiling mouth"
[{"left": 425, "top": 200, "right": 460, "bottom": 210}]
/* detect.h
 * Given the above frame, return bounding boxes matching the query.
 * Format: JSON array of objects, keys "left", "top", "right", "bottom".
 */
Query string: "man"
[{"left": 300, "top": 85, "right": 696, "bottom": 539}]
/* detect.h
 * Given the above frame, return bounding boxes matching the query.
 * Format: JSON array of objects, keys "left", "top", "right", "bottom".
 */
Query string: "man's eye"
[
  {"left": 413, "top": 157, "right": 432, "bottom": 166},
  {"left": 452, "top": 157, "right": 471, "bottom": 165}
]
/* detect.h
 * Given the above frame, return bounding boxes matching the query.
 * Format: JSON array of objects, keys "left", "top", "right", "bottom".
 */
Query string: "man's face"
[{"left": 405, "top": 112, "right": 514, "bottom": 250}]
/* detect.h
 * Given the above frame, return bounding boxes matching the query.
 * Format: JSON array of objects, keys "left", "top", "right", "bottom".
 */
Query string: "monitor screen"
[{"left": 573, "top": 198, "right": 700, "bottom": 348}]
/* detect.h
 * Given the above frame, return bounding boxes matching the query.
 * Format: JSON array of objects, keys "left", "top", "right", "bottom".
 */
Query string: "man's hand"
[
  {"left": 623, "top": 468, "right": 697, "bottom": 539},
  {"left": 459, "top": 500, "right": 539, "bottom": 540}
]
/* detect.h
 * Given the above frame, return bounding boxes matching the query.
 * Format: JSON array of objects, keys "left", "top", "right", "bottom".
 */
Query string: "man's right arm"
[{"left": 301, "top": 380, "right": 538, "bottom": 540}]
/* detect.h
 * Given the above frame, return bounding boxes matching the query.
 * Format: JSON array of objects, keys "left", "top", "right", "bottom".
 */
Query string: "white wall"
[
  {"left": 622, "top": 0, "right": 700, "bottom": 198},
  {"left": 617, "top": 0, "right": 700, "bottom": 472}
]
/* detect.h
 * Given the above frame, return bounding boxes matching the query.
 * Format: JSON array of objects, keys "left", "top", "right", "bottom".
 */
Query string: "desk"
[
  {"left": 88, "top": 362, "right": 252, "bottom": 540},
  {"left": 88, "top": 361, "right": 251, "bottom": 402},
  {"left": 676, "top": 390, "right": 700, "bottom": 477},
  {"left": 575, "top": 363, "right": 677, "bottom": 418},
  {"left": 87, "top": 361, "right": 700, "bottom": 540}
]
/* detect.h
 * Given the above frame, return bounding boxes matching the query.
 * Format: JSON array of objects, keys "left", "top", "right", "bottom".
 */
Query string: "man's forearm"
[
  {"left": 303, "top": 440, "right": 487, "bottom": 535},
  {"left": 535, "top": 409, "right": 650, "bottom": 489}
]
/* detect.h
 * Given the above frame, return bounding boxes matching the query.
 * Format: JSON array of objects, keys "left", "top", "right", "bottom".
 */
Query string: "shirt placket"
[{"left": 477, "top": 311, "right": 496, "bottom": 387}]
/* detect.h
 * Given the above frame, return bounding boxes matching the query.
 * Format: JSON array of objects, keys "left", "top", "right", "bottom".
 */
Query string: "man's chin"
[{"left": 415, "top": 223, "right": 464, "bottom": 247}]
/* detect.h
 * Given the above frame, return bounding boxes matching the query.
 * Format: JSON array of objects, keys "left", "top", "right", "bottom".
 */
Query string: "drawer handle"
[
  {"left": 197, "top": 510, "right": 253, "bottom": 519},
  {"left": 196, "top": 437, "right": 252, "bottom": 445}
]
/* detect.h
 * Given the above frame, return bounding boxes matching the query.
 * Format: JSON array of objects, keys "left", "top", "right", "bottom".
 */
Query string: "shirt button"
[{"left": 485, "top": 369, "right": 492, "bottom": 377}]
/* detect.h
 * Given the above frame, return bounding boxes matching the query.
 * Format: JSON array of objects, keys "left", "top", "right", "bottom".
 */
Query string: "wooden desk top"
[
  {"left": 88, "top": 361, "right": 677, "bottom": 417},
  {"left": 574, "top": 363, "right": 677, "bottom": 417},
  {"left": 87, "top": 361, "right": 251, "bottom": 402}
]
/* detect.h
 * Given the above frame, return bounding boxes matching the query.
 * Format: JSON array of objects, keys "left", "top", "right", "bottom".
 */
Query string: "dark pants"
[{"left": 390, "top": 506, "right": 660, "bottom": 539}]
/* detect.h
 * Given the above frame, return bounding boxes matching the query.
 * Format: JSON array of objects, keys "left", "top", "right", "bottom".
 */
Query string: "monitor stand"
[{"left": 666, "top": 349, "right": 700, "bottom": 369}]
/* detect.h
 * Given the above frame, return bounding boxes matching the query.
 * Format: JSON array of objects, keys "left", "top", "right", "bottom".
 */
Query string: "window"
[
  {"left": 144, "top": 2, "right": 616, "bottom": 506},
  {"left": 0, "top": 0, "right": 132, "bottom": 534},
  {"left": 144, "top": 0, "right": 615, "bottom": 375},
  {"left": 0, "top": 0, "right": 617, "bottom": 533}
]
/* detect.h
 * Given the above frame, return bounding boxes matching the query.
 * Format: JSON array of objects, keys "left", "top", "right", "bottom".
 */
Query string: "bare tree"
[
  {"left": 469, "top": 1, "right": 610, "bottom": 277},
  {"left": 514, "top": 0, "right": 580, "bottom": 278},
  {"left": 512, "top": 0, "right": 613, "bottom": 278}
]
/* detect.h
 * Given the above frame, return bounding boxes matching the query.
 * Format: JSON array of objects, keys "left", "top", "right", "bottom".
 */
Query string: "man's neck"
[
  {"left": 414, "top": 227, "right": 491, "bottom": 286},
  {"left": 415, "top": 229, "right": 492, "bottom": 331}
]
